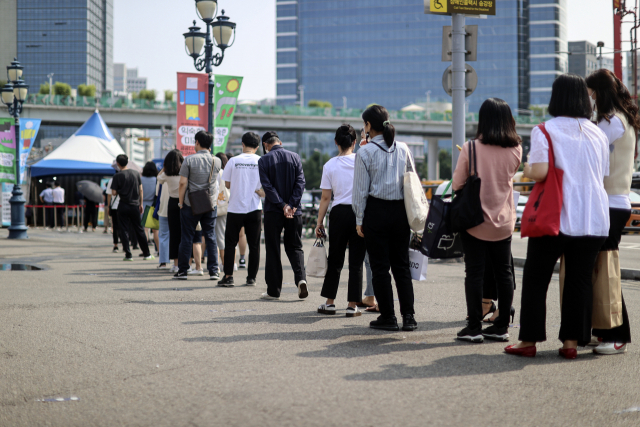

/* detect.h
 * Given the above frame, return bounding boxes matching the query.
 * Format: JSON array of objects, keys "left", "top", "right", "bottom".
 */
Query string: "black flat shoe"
[
  {"left": 402, "top": 314, "right": 417, "bottom": 331},
  {"left": 370, "top": 315, "right": 399, "bottom": 331}
]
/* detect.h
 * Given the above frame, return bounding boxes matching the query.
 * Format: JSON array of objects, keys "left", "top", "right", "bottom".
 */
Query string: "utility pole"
[
  {"left": 47, "top": 73, "right": 54, "bottom": 104},
  {"left": 298, "top": 85, "right": 305, "bottom": 108},
  {"left": 451, "top": 13, "right": 466, "bottom": 171}
]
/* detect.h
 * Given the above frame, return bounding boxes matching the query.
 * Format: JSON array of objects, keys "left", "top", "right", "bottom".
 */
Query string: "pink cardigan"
[{"left": 452, "top": 139, "right": 522, "bottom": 241}]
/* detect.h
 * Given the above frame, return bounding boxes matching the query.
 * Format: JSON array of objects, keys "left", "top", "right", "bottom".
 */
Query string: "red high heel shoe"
[
  {"left": 504, "top": 344, "right": 536, "bottom": 357},
  {"left": 558, "top": 348, "right": 577, "bottom": 359}
]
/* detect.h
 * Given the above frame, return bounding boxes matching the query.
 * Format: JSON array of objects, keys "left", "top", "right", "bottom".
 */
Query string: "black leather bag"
[
  {"left": 450, "top": 140, "right": 484, "bottom": 233},
  {"left": 188, "top": 157, "right": 216, "bottom": 216}
]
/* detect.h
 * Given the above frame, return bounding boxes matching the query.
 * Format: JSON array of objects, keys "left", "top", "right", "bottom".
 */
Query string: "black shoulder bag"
[{"left": 450, "top": 140, "right": 484, "bottom": 233}]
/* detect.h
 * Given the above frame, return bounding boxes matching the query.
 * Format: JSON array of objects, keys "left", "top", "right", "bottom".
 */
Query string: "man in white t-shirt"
[{"left": 217, "top": 132, "right": 265, "bottom": 287}]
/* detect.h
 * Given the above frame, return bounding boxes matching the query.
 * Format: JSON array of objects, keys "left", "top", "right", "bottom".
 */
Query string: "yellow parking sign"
[{"left": 431, "top": 0, "right": 447, "bottom": 13}]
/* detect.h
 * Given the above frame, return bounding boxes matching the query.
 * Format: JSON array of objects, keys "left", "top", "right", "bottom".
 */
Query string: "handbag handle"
[
  {"left": 207, "top": 155, "right": 216, "bottom": 184},
  {"left": 537, "top": 123, "right": 556, "bottom": 169}
]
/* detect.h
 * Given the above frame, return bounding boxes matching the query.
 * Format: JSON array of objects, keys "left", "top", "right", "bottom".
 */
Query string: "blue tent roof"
[
  {"left": 73, "top": 110, "right": 114, "bottom": 141},
  {"left": 31, "top": 160, "right": 116, "bottom": 178}
]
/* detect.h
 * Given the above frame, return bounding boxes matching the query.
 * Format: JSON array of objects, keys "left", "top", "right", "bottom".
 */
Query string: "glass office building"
[
  {"left": 529, "top": 0, "right": 567, "bottom": 106},
  {"left": 276, "top": 0, "right": 530, "bottom": 114},
  {"left": 17, "top": 0, "right": 113, "bottom": 92}
]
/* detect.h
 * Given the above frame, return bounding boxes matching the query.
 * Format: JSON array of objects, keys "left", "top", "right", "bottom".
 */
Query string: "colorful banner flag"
[
  {"left": 176, "top": 72, "right": 209, "bottom": 157},
  {"left": 212, "top": 75, "right": 243, "bottom": 154},
  {"left": 19, "top": 118, "right": 41, "bottom": 184},
  {"left": 0, "top": 118, "right": 17, "bottom": 184}
]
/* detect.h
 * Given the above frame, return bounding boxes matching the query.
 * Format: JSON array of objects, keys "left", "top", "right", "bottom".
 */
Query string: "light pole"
[
  {"left": 47, "top": 73, "right": 54, "bottom": 104},
  {"left": 183, "top": 0, "right": 236, "bottom": 134},
  {"left": 1, "top": 58, "right": 29, "bottom": 239}
]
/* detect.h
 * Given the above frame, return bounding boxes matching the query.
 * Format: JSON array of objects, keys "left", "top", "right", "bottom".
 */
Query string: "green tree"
[
  {"left": 77, "top": 84, "right": 96, "bottom": 97},
  {"left": 39, "top": 82, "right": 50, "bottom": 95},
  {"left": 438, "top": 149, "right": 452, "bottom": 179},
  {"left": 417, "top": 161, "right": 429, "bottom": 180},
  {"left": 0, "top": 79, "right": 6, "bottom": 89},
  {"left": 302, "top": 151, "right": 330, "bottom": 190},
  {"left": 164, "top": 90, "right": 174, "bottom": 102},
  {"left": 137, "top": 89, "right": 156, "bottom": 100},
  {"left": 53, "top": 82, "right": 72, "bottom": 96},
  {"left": 307, "top": 99, "right": 332, "bottom": 108},
  {"left": 529, "top": 104, "right": 547, "bottom": 118}
]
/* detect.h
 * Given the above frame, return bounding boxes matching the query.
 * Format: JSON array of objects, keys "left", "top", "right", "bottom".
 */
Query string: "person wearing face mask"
[{"left": 585, "top": 69, "right": 639, "bottom": 355}]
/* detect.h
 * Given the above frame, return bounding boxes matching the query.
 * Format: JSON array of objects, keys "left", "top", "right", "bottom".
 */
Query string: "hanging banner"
[
  {"left": 19, "top": 118, "right": 41, "bottom": 184},
  {"left": 212, "top": 75, "right": 243, "bottom": 154},
  {"left": 176, "top": 72, "right": 209, "bottom": 157},
  {"left": 0, "top": 118, "right": 17, "bottom": 184},
  {"left": 425, "top": 0, "right": 496, "bottom": 15}
]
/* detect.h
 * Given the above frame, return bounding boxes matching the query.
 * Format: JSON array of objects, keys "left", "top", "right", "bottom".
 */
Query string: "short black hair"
[
  {"left": 242, "top": 132, "right": 260, "bottom": 149},
  {"left": 142, "top": 161, "right": 158, "bottom": 177},
  {"left": 548, "top": 74, "right": 592, "bottom": 119},
  {"left": 335, "top": 124, "right": 357, "bottom": 150},
  {"left": 163, "top": 149, "right": 184, "bottom": 176},
  {"left": 262, "top": 131, "right": 280, "bottom": 145},
  {"left": 195, "top": 131, "right": 213, "bottom": 150},
  {"left": 116, "top": 154, "right": 128, "bottom": 167},
  {"left": 475, "top": 98, "right": 521, "bottom": 148},
  {"left": 54, "top": 181, "right": 60, "bottom": 187}
]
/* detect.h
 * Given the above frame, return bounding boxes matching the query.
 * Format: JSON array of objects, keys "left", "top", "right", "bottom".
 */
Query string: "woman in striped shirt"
[{"left": 352, "top": 105, "right": 416, "bottom": 332}]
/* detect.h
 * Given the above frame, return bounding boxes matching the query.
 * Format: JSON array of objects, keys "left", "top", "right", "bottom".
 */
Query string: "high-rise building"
[
  {"left": 113, "top": 62, "right": 127, "bottom": 92},
  {"left": 0, "top": 0, "right": 17, "bottom": 75},
  {"left": 528, "top": 0, "right": 568, "bottom": 106},
  {"left": 16, "top": 0, "right": 113, "bottom": 92},
  {"left": 276, "top": 0, "right": 530, "bottom": 114},
  {"left": 126, "top": 67, "right": 147, "bottom": 93},
  {"left": 568, "top": 41, "right": 599, "bottom": 78}
]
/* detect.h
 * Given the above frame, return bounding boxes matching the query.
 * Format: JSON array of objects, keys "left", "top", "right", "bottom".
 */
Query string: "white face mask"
[{"left": 590, "top": 97, "right": 596, "bottom": 111}]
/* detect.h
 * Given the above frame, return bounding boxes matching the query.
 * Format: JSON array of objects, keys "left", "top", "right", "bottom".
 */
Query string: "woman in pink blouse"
[{"left": 452, "top": 98, "right": 522, "bottom": 343}]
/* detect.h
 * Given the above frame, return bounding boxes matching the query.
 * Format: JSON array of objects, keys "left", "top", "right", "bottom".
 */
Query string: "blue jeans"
[
  {"left": 364, "top": 252, "right": 374, "bottom": 297},
  {"left": 158, "top": 216, "right": 170, "bottom": 264},
  {"left": 178, "top": 205, "right": 218, "bottom": 275}
]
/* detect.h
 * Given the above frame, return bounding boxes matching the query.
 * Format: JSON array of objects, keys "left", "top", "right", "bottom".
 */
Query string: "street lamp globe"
[
  {"left": 1, "top": 82, "right": 14, "bottom": 106},
  {"left": 13, "top": 80, "right": 28, "bottom": 102},
  {"left": 7, "top": 58, "right": 23, "bottom": 82},
  {"left": 195, "top": 0, "right": 218, "bottom": 22},
  {"left": 183, "top": 21, "right": 206, "bottom": 59},
  {"left": 210, "top": 11, "right": 236, "bottom": 50}
]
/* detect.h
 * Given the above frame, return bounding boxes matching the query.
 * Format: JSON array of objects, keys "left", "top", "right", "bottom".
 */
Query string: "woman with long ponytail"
[
  {"left": 315, "top": 124, "right": 367, "bottom": 317},
  {"left": 585, "top": 68, "right": 639, "bottom": 355},
  {"left": 352, "top": 105, "right": 417, "bottom": 332}
]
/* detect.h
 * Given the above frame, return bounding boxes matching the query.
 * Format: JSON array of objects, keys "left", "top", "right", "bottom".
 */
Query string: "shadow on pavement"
[
  {"left": 124, "top": 299, "right": 259, "bottom": 306},
  {"left": 344, "top": 352, "right": 595, "bottom": 381},
  {"left": 297, "top": 338, "right": 461, "bottom": 359}
]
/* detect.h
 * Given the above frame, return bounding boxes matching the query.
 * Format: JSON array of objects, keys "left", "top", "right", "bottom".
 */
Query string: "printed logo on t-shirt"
[{"left": 235, "top": 163, "right": 258, "bottom": 169}]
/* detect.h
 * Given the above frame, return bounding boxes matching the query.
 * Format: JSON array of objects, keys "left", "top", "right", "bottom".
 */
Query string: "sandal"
[
  {"left": 318, "top": 303, "right": 337, "bottom": 315},
  {"left": 365, "top": 304, "right": 379, "bottom": 313},
  {"left": 356, "top": 301, "right": 375, "bottom": 308}
]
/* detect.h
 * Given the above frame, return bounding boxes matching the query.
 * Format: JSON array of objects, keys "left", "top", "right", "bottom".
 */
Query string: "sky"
[{"left": 112, "top": 0, "right": 632, "bottom": 101}]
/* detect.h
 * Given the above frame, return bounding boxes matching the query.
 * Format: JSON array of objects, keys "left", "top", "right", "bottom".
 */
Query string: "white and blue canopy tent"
[{"left": 31, "top": 111, "right": 126, "bottom": 177}]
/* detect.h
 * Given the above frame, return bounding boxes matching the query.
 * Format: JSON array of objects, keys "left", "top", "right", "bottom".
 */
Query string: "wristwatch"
[{"left": 178, "top": 203, "right": 183, "bottom": 208}]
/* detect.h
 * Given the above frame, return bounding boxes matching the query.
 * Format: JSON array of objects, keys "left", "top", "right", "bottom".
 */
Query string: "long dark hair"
[
  {"left": 548, "top": 74, "right": 592, "bottom": 119},
  {"left": 475, "top": 98, "right": 521, "bottom": 148},
  {"left": 586, "top": 68, "right": 640, "bottom": 132},
  {"left": 142, "top": 161, "right": 158, "bottom": 177},
  {"left": 164, "top": 149, "right": 184, "bottom": 176},
  {"left": 335, "top": 124, "right": 357, "bottom": 151},
  {"left": 362, "top": 105, "right": 395, "bottom": 148},
  {"left": 216, "top": 152, "right": 228, "bottom": 169}
]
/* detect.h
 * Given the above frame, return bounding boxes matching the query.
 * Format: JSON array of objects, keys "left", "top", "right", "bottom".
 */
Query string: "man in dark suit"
[{"left": 258, "top": 131, "right": 307, "bottom": 300}]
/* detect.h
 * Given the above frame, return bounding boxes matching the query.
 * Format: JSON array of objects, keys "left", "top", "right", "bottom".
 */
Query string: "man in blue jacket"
[{"left": 258, "top": 131, "right": 308, "bottom": 300}]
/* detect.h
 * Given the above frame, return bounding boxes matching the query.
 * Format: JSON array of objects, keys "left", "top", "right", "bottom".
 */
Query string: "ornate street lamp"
[
  {"left": 183, "top": 1, "right": 236, "bottom": 133},
  {"left": 1, "top": 58, "right": 29, "bottom": 239}
]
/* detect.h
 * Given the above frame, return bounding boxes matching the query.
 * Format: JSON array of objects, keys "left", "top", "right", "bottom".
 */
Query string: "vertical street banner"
[
  {"left": 176, "top": 72, "right": 209, "bottom": 157},
  {"left": 0, "top": 118, "right": 17, "bottom": 184},
  {"left": 212, "top": 75, "right": 243, "bottom": 154},
  {"left": 19, "top": 118, "right": 41, "bottom": 184}
]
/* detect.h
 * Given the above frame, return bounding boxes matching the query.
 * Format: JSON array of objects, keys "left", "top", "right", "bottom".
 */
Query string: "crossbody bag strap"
[
  {"left": 369, "top": 140, "right": 396, "bottom": 153},
  {"left": 208, "top": 155, "right": 216, "bottom": 184},
  {"left": 537, "top": 123, "right": 555, "bottom": 169}
]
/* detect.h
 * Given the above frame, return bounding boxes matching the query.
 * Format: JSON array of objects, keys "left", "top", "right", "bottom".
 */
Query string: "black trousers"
[
  {"left": 45, "top": 204, "right": 54, "bottom": 227},
  {"left": 321, "top": 204, "right": 366, "bottom": 302},
  {"left": 117, "top": 203, "right": 150, "bottom": 258},
  {"left": 54, "top": 203, "right": 65, "bottom": 226},
  {"left": 168, "top": 197, "right": 181, "bottom": 260},
  {"left": 111, "top": 210, "right": 119, "bottom": 245},
  {"left": 84, "top": 203, "right": 97, "bottom": 230},
  {"left": 224, "top": 210, "right": 262, "bottom": 279},
  {"left": 263, "top": 212, "right": 306, "bottom": 297},
  {"left": 593, "top": 208, "right": 632, "bottom": 343},
  {"left": 461, "top": 232, "right": 514, "bottom": 330},
  {"left": 482, "top": 253, "right": 516, "bottom": 301},
  {"left": 519, "top": 233, "right": 606, "bottom": 346},
  {"left": 363, "top": 197, "right": 414, "bottom": 318}
]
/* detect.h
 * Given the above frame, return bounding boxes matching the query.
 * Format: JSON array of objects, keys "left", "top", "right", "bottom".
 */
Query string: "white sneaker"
[
  {"left": 297, "top": 280, "right": 308, "bottom": 299},
  {"left": 346, "top": 306, "right": 362, "bottom": 317},
  {"left": 318, "top": 303, "right": 336, "bottom": 315},
  {"left": 593, "top": 342, "right": 628, "bottom": 355},
  {"left": 170, "top": 266, "right": 179, "bottom": 273},
  {"left": 260, "top": 292, "right": 279, "bottom": 300},
  {"left": 234, "top": 263, "right": 238, "bottom": 271},
  {"left": 188, "top": 269, "right": 204, "bottom": 276}
]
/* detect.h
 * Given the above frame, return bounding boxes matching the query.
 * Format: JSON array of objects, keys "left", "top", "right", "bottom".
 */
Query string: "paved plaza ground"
[{"left": 1, "top": 229, "right": 640, "bottom": 426}]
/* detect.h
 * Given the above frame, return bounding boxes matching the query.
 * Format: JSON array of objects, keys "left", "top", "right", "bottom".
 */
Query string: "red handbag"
[{"left": 521, "top": 123, "right": 564, "bottom": 238}]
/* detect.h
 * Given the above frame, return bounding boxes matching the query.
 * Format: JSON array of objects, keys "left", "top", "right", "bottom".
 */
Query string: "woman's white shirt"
[
  {"left": 528, "top": 117, "right": 610, "bottom": 237},
  {"left": 598, "top": 115, "right": 631, "bottom": 209},
  {"left": 320, "top": 153, "right": 356, "bottom": 206}
]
